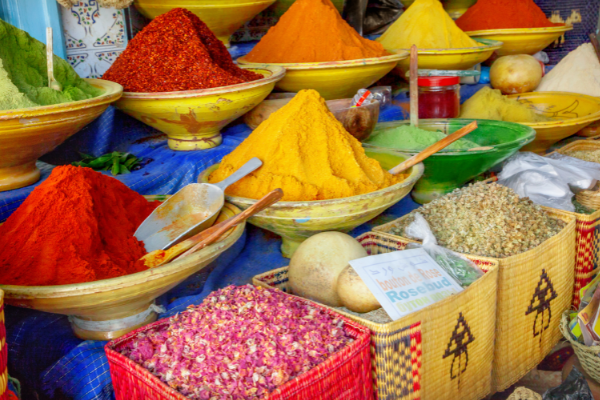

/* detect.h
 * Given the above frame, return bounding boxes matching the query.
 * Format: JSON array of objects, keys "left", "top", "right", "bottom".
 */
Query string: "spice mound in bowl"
[
  {"left": 102, "top": 7, "right": 262, "bottom": 93},
  {"left": 117, "top": 285, "right": 353, "bottom": 399},
  {"left": 390, "top": 182, "right": 565, "bottom": 258}
]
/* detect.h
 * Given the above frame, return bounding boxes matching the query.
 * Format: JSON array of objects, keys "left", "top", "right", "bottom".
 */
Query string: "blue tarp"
[{"left": 2, "top": 51, "right": 490, "bottom": 399}]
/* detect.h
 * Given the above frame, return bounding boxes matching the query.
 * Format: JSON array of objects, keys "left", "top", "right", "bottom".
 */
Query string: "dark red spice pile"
[{"left": 103, "top": 8, "right": 261, "bottom": 92}]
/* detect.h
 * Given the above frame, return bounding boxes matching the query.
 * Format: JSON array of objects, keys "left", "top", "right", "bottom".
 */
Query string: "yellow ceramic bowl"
[
  {"left": 133, "top": 0, "right": 276, "bottom": 47},
  {"left": 508, "top": 92, "right": 600, "bottom": 154},
  {"left": 400, "top": 0, "right": 476, "bottom": 18},
  {"left": 0, "top": 79, "right": 122, "bottom": 192},
  {"left": 198, "top": 148, "right": 424, "bottom": 258},
  {"left": 466, "top": 26, "right": 573, "bottom": 56},
  {"left": 394, "top": 39, "right": 503, "bottom": 75},
  {"left": 113, "top": 66, "right": 285, "bottom": 151},
  {"left": 237, "top": 52, "right": 408, "bottom": 100},
  {"left": 0, "top": 200, "right": 244, "bottom": 341}
]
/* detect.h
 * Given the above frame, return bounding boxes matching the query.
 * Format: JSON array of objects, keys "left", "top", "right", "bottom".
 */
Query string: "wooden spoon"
[
  {"left": 142, "top": 189, "right": 283, "bottom": 269},
  {"left": 388, "top": 121, "right": 479, "bottom": 175},
  {"left": 589, "top": 33, "right": 600, "bottom": 64},
  {"left": 409, "top": 45, "right": 419, "bottom": 127},
  {"left": 46, "top": 28, "right": 62, "bottom": 92}
]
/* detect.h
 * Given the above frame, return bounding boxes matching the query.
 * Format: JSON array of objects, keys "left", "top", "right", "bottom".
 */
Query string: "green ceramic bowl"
[{"left": 363, "top": 119, "right": 536, "bottom": 204}]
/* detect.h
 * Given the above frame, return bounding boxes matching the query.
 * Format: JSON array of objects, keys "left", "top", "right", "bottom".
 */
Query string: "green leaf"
[
  {"left": 123, "top": 156, "right": 140, "bottom": 169},
  {"left": 111, "top": 158, "right": 120, "bottom": 176},
  {"left": 119, "top": 165, "right": 131, "bottom": 175}
]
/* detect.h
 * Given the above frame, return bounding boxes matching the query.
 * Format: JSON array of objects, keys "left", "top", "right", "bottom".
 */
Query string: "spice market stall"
[{"left": 1, "top": 0, "right": 600, "bottom": 398}]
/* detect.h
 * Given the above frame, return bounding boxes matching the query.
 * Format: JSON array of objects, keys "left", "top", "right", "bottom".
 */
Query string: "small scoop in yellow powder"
[{"left": 209, "top": 90, "right": 406, "bottom": 201}]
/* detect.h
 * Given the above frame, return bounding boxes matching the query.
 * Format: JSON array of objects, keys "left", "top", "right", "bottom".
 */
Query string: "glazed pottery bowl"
[
  {"left": 133, "top": 0, "right": 276, "bottom": 47},
  {"left": 198, "top": 148, "right": 423, "bottom": 257},
  {"left": 466, "top": 26, "right": 573, "bottom": 56},
  {"left": 363, "top": 119, "right": 536, "bottom": 204},
  {"left": 237, "top": 52, "right": 408, "bottom": 100},
  {"left": 0, "top": 79, "right": 122, "bottom": 192},
  {"left": 0, "top": 200, "right": 244, "bottom": 341},
  {"left": 509, "top": 92, "right": 600, "bottom": 154},
  {"left": 392, "top": 39, "right": 503, "bottom": 76},
  {"left": 113, "top": 66, "right": 285, "bottom": 151}
]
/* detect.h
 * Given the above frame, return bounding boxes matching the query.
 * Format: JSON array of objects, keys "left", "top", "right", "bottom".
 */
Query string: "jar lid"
[{"left": 418, "top": 76, "right": 460, "bottom": 87}]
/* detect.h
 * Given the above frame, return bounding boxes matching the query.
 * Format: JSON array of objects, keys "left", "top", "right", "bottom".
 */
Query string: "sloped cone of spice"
[
  {"left": 102, "top": 8, "right": 261, "bottom": 92},
  {"left": 0, "top": 166, "right": 160, "bottom": 286},
  {"left": 455, "top": 0, "right": 559, "bottom": 31},
  {"left": 244, "top": 0, "right": 388, "bottom": 63},
  {"left": 208, "top": 89, "right": 406, "bottom": 201}
]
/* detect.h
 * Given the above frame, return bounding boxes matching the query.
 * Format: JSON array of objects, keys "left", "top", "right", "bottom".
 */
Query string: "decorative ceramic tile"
[{"left": 60, "top": 1, "right": 127, "bottom": 78}]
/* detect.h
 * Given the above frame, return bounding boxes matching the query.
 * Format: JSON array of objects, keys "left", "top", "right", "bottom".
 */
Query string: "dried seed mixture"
[
  {"left": 564, "top": 149, "right": 600, "bottom": 164},
  {"left": 389, "top": 182, "right": 565, "bottom": 258},
  {"left": 119, "top": 285, "right": 353, "bottom": 400}
]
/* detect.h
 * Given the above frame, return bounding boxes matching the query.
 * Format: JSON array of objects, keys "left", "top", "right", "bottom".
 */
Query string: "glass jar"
[{"left": 417, "top": 76, "right": 461, "bottom": 119}]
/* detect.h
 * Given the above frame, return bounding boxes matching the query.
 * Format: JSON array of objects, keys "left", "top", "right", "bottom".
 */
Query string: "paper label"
[{"left": 349, "top": 249, "right": 463, "bottom": 321}]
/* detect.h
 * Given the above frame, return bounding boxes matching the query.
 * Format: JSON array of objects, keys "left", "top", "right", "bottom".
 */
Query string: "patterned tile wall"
[{"left": 60, "top": 1, "right": 127, "bottom": 78}]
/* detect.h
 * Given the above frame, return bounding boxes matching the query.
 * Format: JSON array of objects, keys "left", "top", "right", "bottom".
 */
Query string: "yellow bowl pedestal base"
[
  {"left": 168, "top": 132, "right": 223, "bottom": 150},
  {"left": 0, "top": 162, "right": 40, "bottom": 192},
  {"left": 71, "top": 307, "right": 158, "bottom": 341}
]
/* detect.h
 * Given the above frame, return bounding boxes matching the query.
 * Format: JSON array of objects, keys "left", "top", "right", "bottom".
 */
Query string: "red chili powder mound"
[
  {"left": 102, "top": 8, "right": 261, "bottom": 92},
  {"left": 0, "top": 166, "right": 160, "bottom": 286},
  {"left": 456, "top": 0, "right": 559, "bottom": 31}
]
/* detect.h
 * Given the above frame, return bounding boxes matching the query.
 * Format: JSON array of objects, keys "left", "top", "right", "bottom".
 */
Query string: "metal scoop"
[{"left": 135, "top": 158, "right": 262, "bottom": 252}]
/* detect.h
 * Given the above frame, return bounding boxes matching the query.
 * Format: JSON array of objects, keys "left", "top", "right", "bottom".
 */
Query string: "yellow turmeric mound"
[
  {"left": 209, "top": 90, "right": 405, "bottom": 201},
  {"left": 460, "top": 87, "right": 551, "bottom": 123},
  {"left": 377, "top": 0, "right": 478, "bottom": 50}
]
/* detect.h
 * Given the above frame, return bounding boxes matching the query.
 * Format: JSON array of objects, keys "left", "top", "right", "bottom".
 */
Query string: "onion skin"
[{"left": 490, "top": 55, "right": 543, "bottom": 95}]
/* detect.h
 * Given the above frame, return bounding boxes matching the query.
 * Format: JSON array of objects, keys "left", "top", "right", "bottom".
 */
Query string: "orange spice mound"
[
  {"left": 0, "top": 166, "right": 160, "bottom": 286},
  {"left": 245, "top": 0, "right": 388, "bottom": 63}
]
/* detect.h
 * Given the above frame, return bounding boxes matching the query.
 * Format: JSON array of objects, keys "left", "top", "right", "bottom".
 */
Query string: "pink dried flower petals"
[{"left": 118, "top": 285, "right": 352, "bottom": 400}]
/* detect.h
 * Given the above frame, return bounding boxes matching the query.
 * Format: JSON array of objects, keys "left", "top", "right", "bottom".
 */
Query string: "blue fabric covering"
[{"left": 2, "top": 56, "right": 492, "bottom": 398}]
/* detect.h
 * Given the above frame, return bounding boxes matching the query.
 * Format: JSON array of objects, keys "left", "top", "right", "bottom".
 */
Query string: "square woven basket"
[
  {"left": 374, "top": 209, "right": 576, "bottom": 393},
  {"left": 254, "top": 232, "right": 499, "bottom": 400},
  {"left": 105, "top": 296, "right": 374, "bottom": 400}
]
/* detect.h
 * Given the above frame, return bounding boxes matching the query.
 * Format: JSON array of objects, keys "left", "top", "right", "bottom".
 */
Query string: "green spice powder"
[
  {"left": 0, "top": 58, "right": 38, "bottom": 110},
  {"left": 0, "top": 18, "right": 103, "bottom": 111},
  {"left": 365, "top": 124, "right": 479, "bottom": 152}
]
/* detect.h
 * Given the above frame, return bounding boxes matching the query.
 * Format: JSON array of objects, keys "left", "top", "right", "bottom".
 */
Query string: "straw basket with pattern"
[
  {"left": 253, "top": 232, "right": 499, "bottom": 400},
  {"left": 560, "top": 310, "right": 600, "bottom": 383},
  {"left": 0, "top": 290, "right": 6, "bottom": 400},
  {"left": 105, "top": 297, "right": 374, "bottom": 400},
  {"left": 374, "top": 209, "right": 576, "bottom": 392},
  {"left": 556, "top": 140, "right": 600, "bottom": 211}
]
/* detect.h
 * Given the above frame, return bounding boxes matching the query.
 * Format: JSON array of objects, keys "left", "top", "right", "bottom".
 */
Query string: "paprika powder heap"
[
  {"left": 456, "top": 0, "right": 559, "bottom": 31},
  {"left": 244, "top": 0, "right": 388, "bottom": 63},
  {"left": 103, "top": 8, "right": 261, "bottom": 92},
  {"left": 0, "top": 166, "right": 160, "bottom": 286}
]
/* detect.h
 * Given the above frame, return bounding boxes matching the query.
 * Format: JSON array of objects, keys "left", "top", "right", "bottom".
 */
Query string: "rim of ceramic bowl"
[
  {"left": 0, "top": 201, "right": 244, "bottom": 297},
  {"left": 137, "top": 0, "right": 276, "bottom": 7},
  {"left": 0, "top": 78, "right": 123, "bottom": 119},
  {"left": 366, "top": 118, "right": 536, "bottom": 156},
  {"left": 198, "top": 158, "right": 424, "bottom": 207},
  {"left": 236, "top": 51, "right": 410, "bottom": 70},
  {"left": 119, "top": 65, "right": 286, "bottom": 100},
  {"left": 508, "top": 92, "right": 600, "bottom": 128},
  {"left": 465, "top": 25, "right": 573, "bottom": 37},
  {"left": 394, "top": 38, "right": 503, "bottom": 55}
]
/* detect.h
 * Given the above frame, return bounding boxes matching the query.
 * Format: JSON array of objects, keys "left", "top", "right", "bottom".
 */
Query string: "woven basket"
[
  {"left": 0, "top": 290, "right": 6, "bottom": 400},
  {"left": 507, "top": 387, "right": 542, "bottom": 400},
  {"left": 555, "top": 140, "right": 600, "bottom": 211},
  {"left": 559, "top": 310, "right": 600, "bottom": 383},
  {"left": 254, "top": 232, "right": 499, "bottom": 400},
  {"left": 374, "top": 209, "right": 576, "bottom": 392},
  {"left": 105, "top": 297, "right": 374, "bottom": 400}
]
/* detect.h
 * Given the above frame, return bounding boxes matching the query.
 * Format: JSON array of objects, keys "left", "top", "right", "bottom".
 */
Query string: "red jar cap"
[{"left": 418, "top": 76, "right": 460, "bottom": 87}]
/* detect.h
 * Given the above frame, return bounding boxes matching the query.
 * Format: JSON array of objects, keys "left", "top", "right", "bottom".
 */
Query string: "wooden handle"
[
  {"left": 388, "top": 121, "right": 478, "bottom": 175},
  {"left": 409, "top": 45, "right": 419, "bottom": 128},
  {"left": 178, "top": 189, "right": 283, "bottom": 259},
  {"left": 46, "top": 28, "right": 54, "bottom": 87},
  {"left": 142, "top": 189, "right": 284, "bottom": 268},
  {"left": 589, "top": 34, "right": 600, "bottom": 64}
]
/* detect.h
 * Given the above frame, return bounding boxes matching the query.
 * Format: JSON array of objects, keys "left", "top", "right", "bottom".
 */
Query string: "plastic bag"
[
  {"left": 343, "top": 0, "right": 369, "bottom": 35},
  {"left": 404, "top": 213, "right": 484, "bottom": 287},
  {"left": 498, "top": 152, "right": 600, "bottom": 211},
  {"left": 363, "top": 0, "right": 403, "bottom": 35},
  {"left": 498, "top": 169, "right": 576, "bottom": 212},
  {"left": 543, "top": 367, "right": 593, "bottom": 400},
  {"left": 351, "top": 87, "right": 392, "bottom": 108}
]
